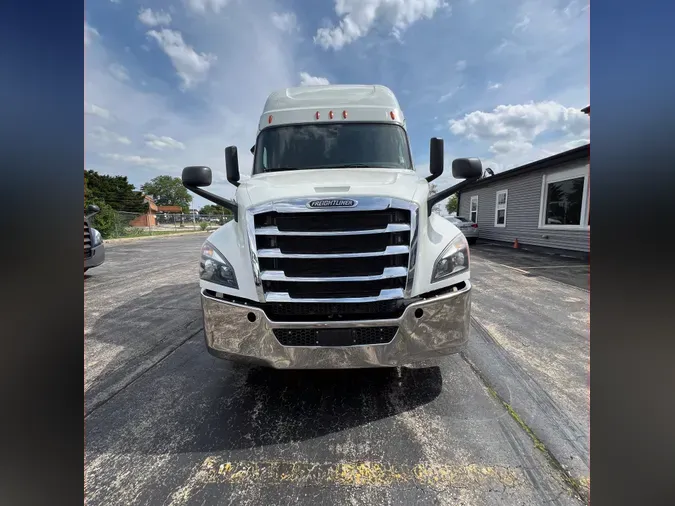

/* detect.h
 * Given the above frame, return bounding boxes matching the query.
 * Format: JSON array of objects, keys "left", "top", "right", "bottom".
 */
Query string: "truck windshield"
[{"left": 253, "top": 123, "right": 413, "bottom": 173}]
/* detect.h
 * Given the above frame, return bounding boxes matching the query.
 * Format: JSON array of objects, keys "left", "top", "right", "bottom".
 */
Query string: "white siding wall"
[{"left": 458, "top": 159, "right": 590, "bottom": 252}]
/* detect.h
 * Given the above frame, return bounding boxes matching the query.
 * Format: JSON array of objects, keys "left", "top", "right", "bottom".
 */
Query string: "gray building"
[{"left": 457, "top": 143, "right": 590, "bottom": 255}]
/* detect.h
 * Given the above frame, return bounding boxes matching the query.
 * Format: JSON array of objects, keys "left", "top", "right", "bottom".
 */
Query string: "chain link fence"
[{"left": 90, "top": 210, "right": 233, "bottom": 239}]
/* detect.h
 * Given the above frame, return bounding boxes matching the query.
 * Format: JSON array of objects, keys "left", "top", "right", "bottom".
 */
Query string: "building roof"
[
  {"left": 157, "top": 205, "right": 183, "bottom": 213},
  {"left": 581, "top": 105, "right": 590, "bottom": 114},
  {"left": 459, "top": 143, "right": 590, "bottom": 192}
]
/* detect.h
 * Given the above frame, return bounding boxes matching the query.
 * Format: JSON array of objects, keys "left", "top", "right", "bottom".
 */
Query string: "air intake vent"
[{"left": 273, "top": 326, "right": 398, "bottom": 347}]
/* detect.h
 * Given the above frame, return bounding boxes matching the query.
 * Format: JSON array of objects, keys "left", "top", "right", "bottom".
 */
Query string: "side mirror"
[
  {"left": 452, "top": 158, "right": 482, "bottom": 179},
  {"left": 426, "top": 137, "right": 444, "bottom": 182},
  {"left": 86, "top": 204, "right": 100, "bottom": 217},
  {"left": 182, "top": 166, "right": 212, "bottom": 187},
  {"left": 225, "top": 146, "right": 240, "bottom": 187}
]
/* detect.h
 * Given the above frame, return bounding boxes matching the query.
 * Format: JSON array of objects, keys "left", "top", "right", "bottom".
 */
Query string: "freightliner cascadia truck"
[{"left": 181, "top": 85, "right": 482, "bottom": 369}]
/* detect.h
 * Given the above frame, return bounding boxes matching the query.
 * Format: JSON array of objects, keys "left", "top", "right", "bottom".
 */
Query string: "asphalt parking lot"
[{"left": 85, "top": 235, "right": 589, "bottom": 506}]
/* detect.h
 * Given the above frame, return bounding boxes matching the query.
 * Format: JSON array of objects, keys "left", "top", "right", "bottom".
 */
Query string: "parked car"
[
  {"left": 448, "top": 215, "right": 478, "bottom": 245},
  {"left": 84, "top": 205, "right": 105, "bottom": 272}
]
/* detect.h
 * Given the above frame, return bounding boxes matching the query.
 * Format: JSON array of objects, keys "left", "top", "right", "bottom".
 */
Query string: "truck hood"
[{"left": 241, "top": 168, "right": 427, "bottom": 207}]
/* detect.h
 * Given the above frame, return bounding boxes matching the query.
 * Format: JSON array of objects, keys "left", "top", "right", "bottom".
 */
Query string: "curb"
[{"left": 104, "top": 231, "right": 211, "bottom": 245}]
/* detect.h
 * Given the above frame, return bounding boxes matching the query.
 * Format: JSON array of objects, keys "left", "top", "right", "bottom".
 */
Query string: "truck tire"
[{"left": 468, "top": 237, "right": 477, "bottom": 245}]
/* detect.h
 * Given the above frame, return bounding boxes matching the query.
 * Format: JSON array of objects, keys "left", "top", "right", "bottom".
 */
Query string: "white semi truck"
[{"left": 182, "top": 85, "right": 482, "bottom": 369}]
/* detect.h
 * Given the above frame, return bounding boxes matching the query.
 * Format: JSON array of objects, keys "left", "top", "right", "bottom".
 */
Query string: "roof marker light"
[
  {"left": 342, "top": 110, "right": 348, "bottom": 119},
  {"left": 329, "top": 110, "right": 334, "bottom": 119},
  {"left": 390, "top": 110, "right": 396, "bottom": 120},
  {"left": 315, "top": 111, "right": 320, "bottom": 120},
  {"left": 268, "top": 115, "right": 273, "bottom": 124}
]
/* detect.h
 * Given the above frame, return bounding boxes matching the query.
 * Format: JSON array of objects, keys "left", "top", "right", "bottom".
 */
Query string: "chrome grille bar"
[
  {"left": 255, "top": 223, "right": 411, "bottom": 236},
  {"left": 257, "top": 245, "right": 409, "bottom": 259},
  {"left": 265, "top": 288, "right": 405, "bottom": 303},
  {"left": 260, "top": 266, "right": 407, "bottom": 282}
]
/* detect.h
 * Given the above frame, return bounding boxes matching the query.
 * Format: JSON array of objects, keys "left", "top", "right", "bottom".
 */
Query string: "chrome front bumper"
[{"left": 201, "top": 281, "right": 471, "bottom": 369}]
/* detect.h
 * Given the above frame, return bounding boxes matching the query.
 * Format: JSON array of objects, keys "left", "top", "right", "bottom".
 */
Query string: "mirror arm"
[
  {"left": 427, "top": 176, "right": 480, "bottom": 216},
  {"left": 184, "top": 185, "right": 239, "bottom": 222},
  {"left": 425, "top": 173, "right": 441, "bottom": 183}
]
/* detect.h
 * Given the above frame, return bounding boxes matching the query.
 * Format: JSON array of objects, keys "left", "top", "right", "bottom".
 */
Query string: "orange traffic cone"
[{"left": 513, "top": 238, "right": 519, "bottom": 249}]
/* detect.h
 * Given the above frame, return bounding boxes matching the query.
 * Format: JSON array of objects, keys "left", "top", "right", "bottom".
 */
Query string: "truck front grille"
[
  {"left": 273, "top": 326, "right": 398, "bottom": 347},
  {"left": 249, "top": 198, "right": 417, "bottom": 304},
  {"left": 84, "top": 218, "right": 92, "bottom": 258}
]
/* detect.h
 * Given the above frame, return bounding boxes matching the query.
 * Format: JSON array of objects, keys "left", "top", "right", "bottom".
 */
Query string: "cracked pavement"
[{"left": 84, "top": 234, "right": 589, "bottom": 505}]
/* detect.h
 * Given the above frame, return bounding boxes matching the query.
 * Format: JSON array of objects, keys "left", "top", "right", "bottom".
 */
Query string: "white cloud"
[
  {"left": 84, "top": 102, "right": 111, "bottom": 120},
  {"left": 487, "top": 82, "right": 502, "bottom": 90},
  {"left": 488, "top": 139, "right": 532, "bottom": 155},
  {"left": 109, "top": 63, "right": 130, "bottom": 82},
  {"left": 146, "top": 29, "right": 217, "bottom": 89},
  {"left": 185, "top": 0, "right": 231, "bottom": 14},
  {"left": 299, "top": 72, "right": 330, "bottom": 86},
  {"left": 84, "top": 0, "right": 297, "bottom": 207},
  {"left": 455, "top": 60, "right": 466, "bottom": 71},
  {"left": 101, "top": 153, "right": 162, "bottom": 166},
  {"left": 449, "top": 101, "right": 589, "bottom": 156},
  {"left": 90, "top": 126, "right": 131, "bottom": 145},
  {"left": 513, "top": 15, "right": 530, "bottom": 32},
  {"left": 110, "top": 0, "right": 121, "bottom": 4},
  {"left": 271, "top": 12, "right": 298, "bottom": 33},
  {"left": 315, "top": 0, "right": 447, "bottom": 50},
  {"left": 145, "top": 134, "right": 186, "bottom": 150},
  {"left": 438, "top": 85, "right": 462, "bottom": 103},
  {"left": 138, "top": 8, "right": 172, "bottom": 27},
  {"left": 84, "top": 22, "right": 99, "bottom": 46}
]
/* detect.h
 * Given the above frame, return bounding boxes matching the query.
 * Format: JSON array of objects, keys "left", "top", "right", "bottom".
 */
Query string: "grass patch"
[{"left": 486, "top": 384, "right": 589, "bottom": 501}]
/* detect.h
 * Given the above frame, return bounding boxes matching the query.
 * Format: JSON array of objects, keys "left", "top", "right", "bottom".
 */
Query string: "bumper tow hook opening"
[
  {"left": 415, "top": 308, "right": 424, "bottom": 319},
  {"left": 247, "top": 312, "right": 257, "bottom": 322}
]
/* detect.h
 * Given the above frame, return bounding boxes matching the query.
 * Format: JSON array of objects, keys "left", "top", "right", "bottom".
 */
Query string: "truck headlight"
[
  {"left": 91, "top": 228, "right": 103, "bottom": 246},
  {"left": 200, "top": 242, "right": 238, "bottom": 289},
  {"left": 431, "top": 233, "right": 469, "bottom": 282}
]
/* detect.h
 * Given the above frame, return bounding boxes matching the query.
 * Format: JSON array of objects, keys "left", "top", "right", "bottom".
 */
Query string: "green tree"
[
  {"left": 445, "top": 194, "right": 458, "bottom": 215},
  {"left": 199, "top": 204, "right": 232, "bottom": 216},
  {"left": 86, "top": 198, "right": 127, "bottom": 239},
  {"left": 84, "top": 170, "right": 146, "bottom": 212},
  {"left": 141, "top": 175, "right": 192, "bottom": 213}
]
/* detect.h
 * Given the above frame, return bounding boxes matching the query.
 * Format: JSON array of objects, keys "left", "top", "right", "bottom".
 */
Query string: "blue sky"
[{"left": 85, "top": 0, "right": 589, "bottom": 209}]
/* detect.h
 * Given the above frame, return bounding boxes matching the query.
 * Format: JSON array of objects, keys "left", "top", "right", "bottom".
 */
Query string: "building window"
[
  {"left": 538, "top": 166, "right": 590, "bottom": 229},
  {"left": 470, "top": 196, "right": 478, "bottom": 223},
  {"left": 495, "top": 190, "right": 508, "bottom": 227}
]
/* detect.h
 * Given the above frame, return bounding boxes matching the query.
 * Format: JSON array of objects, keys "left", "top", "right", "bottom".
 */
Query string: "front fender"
[
  {"left": 199, "top": 220, "right": 261, "bottom": 302},
  {"left": 411, "top": 213, "right": 470, "bottom": 296}
]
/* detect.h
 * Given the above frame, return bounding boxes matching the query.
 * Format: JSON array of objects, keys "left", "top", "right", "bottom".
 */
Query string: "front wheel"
[{"left": 468, "top": 237, "right": 477, "bottom": 245}]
